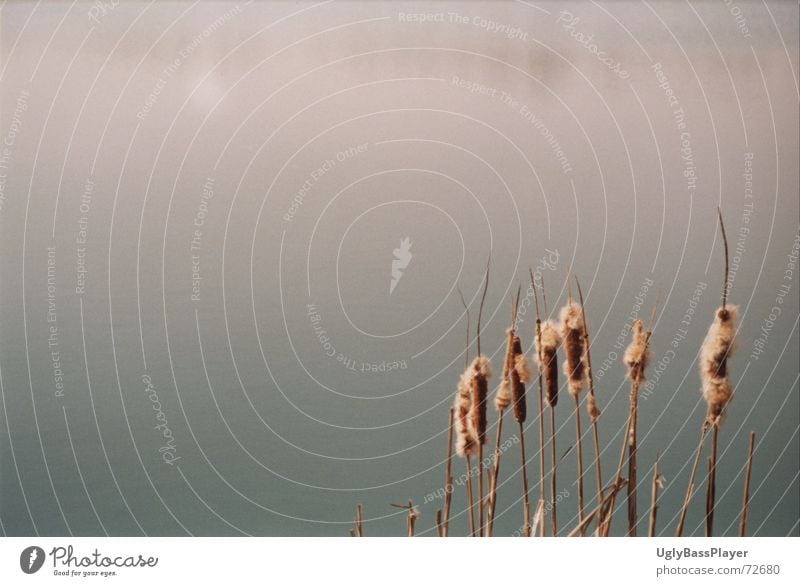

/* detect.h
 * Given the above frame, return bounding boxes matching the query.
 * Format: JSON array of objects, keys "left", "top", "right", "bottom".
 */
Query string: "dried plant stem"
[
  {"left": 627, "top": 380, "right": 640, "bottom": 536},
  {"left": 739, "top": 431, "right": 755, "bottom": 537},
  {"left": 486, "top": 410, "right": 505, "bottom": 536},
  {"left": 705, "top": 423, "right": 719, "bottom": 536},
  {"left": 649, "top": 451, "right": 661, "bottom": 537},
  {"left": 675, "top": 422, "right": 709, "bottom": 536},
  {"left": 406, "top": 501, "right": 417, "bottom": 537},
  {"left": 567, "top": 479, "right": 628, "bottom": 537},
  {"left": 443, "top": 408, "right": 454, "bottom": 537},
  {"left": 466, "top": 456, "right": 476, "bottom": 536},
  {"left": 573, "top": 394, "right": 586, "bottom": 535},
  {"left": 531, "top": 270, "right": 547, "bottom": 537},
  {"left": 519, "top": 421, "right": 532, "bottom": 536},
  {"left": 601, "top": 381, "right": 638, "bottom": 537},
  {"left": 549, "top": 406, "right": 558, "bottom": 536},
  {"left": 478, "top": 445, "right": 485, "bottom": 536},
  {"left": 575, "top": 278, "right": 604, "bottom": 512},
  {"left": 355, "top": 504, "right": 363, "bottom": 537}
]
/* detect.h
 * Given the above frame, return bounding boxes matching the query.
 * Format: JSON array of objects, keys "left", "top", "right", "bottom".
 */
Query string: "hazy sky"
[{"left": 0, "top": 0, "right": 797, "bottom": 537}]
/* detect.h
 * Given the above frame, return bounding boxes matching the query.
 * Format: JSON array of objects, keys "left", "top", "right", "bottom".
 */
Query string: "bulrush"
[
  {"left": 560, "top": 301, "right": 587, "bottom": 396},
  {"left": 537, "top": 321, "right": 561, "bottom": 407},
  {"left": 510, "top": 334, "right": 530, "bottom": 423},
  {"left": 677, "top": 208, "right": 737, "bottom": 538},
  {"left": 534, "top": 277, "right": 562, "bottom": 536},
  {"left": 455, "top": 371, "right": 479, "bottom": 458},
  {"left": 560, "top": 297, "right": 588, "bottom": 532},
  {"left": 624, "top": 320, "right": 651, "bottom": 381},
  {"left": 469, "top": 356, "right": 492, "bottom": 447},
  {"left": 700, "top": 306, "right": 737, "bottom": 423},
  {"left": 623, "top": 318, "right": 652, "bottom": 536}
]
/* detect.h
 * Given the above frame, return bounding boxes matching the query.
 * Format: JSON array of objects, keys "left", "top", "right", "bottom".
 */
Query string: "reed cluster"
[{"left": 356, "top": 211, "right": 758, "bottom": 538}]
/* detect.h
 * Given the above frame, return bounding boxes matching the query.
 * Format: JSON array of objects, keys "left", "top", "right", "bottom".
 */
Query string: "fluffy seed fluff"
[
  {"left": 624, "top": 319, "right": 651, "bottom": 381},
  {"left": 494, "top": 379, "right": 512, "bottom": 412},
  {"left": 455, "top": 370, "right": 478, "bottom": 457},
  {"left": 515, "top": 352, "right": 532, "bottom": 384},
  {"left": 510, "top": 335, "right": 527, "bottom": 422},
  {"left": 469, "top": 356, "right": 491, "bottom": 445},
  {"left": 536, "top": 320, "right": 561, "bottom": 407},
  {"left": 494, "top": 328, "right": 515, "bottom": 412},
  {"left": 700, "top": 306, "right": 737, "bottom": 423},
  {"left": 560, "top": 302, "right": 586, "bottom": 396},
  {"left": 586, "top": 393, "right": 600, "bottom": 422}
]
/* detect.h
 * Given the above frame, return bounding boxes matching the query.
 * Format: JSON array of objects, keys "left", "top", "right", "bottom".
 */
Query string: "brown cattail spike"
[
  {"left": 537, "top": 321, "right": 561, "bottom": 407},
  {"left": 560, "top": 302, "right": 586, "bottom": 396},
  {"left": 455, "top": 371, "right": 478, "bottom": 457},
  {"left": 470, "top": 356, "right": 491, "bottom": 445},
  {"left": 510, "top": 334, "right": 527, "bottom": 422}
]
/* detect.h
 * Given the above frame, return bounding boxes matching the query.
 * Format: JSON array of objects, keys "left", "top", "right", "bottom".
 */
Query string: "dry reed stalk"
[
  {"left": 436, "top": 510, "right": 443, "bottom": 536},
  {"left": 531, "top": 271, "right": 547, "bottom": 536},
  {"left": 600, "top": 315, "right": 654, "bottom": 537},
  {"left": 487, "top": 295, "right": 519, "bottom": 536},
  {"left": 512, "top": 335, "right": 533, "bottom": 536},
  {"left": 454, "top": 289, "right": 477, "bottom": 536},
  {"left": 705, "top": 426, "right": 719, "bottom": 536},
  {"left": 549, "top": 408, "right": 558, "bottom": 536},
  {"left": 442, "top": 408, "right": 454, "bottom": 537},
  {"left": 567, "top": 478, "right": 628, "bottom": 537},
  {"left": 675, "top": 422, "right": 709, "bottom": 536},
  {"left": 649, "top": 451, "right": 663, "bottom": 536},
  {"left": 739, "top": 431, "right": 755, "bottom": 536},
  {"left": 466, "top": 456, "right": 476, "bottom": 536},
  {"left": 561, "top": 298, "right": 587, "bottom": 533},
  {"left": 624, "top": 319, "right": 651, "bottom": 536},
  {"left": 471, "top": 260, "right": 491, "bottom": 536},
  {"left": 356, "top": 503, "right": 363, "bottom": 537},
  {"left": 575, "top": 278, "right": 604, "bottom": 531},
  {"left": 536, "top": 296, "right": 561, "bottom": 536},
  {"left": 408, "top": 506, "right": 418, "bottom": 537},
  {"left": 699, "top": 209, "right": 736, "bottom": 537}
]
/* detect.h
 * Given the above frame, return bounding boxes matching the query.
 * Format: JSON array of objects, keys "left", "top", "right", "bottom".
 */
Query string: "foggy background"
[{"left": 0, "top": 0, "right": 797, "bottom": 536}]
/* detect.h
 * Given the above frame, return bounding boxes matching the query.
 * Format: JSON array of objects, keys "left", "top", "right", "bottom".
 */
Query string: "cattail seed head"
[
  {"left": 494, "top": 328, "right": 515, "bottom": 412},
  {"left": 701, "top": 307, "right": 737, "bottom": 381},
  {"left": 455, "top": 370, "right": 478, "bottom": 457},
  {"left": 624, "top": 319, "right": 650, "bottom": 381},
  {"left": 510, "top": 334, "right": 527, "bottom": 422},
  {"left": 560, "top": 302, "right": 586, "bottom": 396},
  {"left": 536, "top": 320, "right": 561, "bottom": 407},
  {"left": 586, "top": 393, "right": 600, "bottom": 422},
  {"left": 700, "top": 306, "right": 737, "bottom": 424},
  {"left": 470, "top": 356, "right": 491, "bottom": 445},
  {"left": 494, "top": 379, "right": 511, "bottom": 412}
]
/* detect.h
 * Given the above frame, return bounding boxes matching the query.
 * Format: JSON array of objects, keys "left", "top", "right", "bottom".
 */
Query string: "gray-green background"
[{"left": 0, "top": 0, "right": 797, "bottom": 536}]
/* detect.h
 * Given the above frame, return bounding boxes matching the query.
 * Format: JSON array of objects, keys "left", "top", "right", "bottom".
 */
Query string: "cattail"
[
  {"left": 700, "top": 306, "right": 737, "bottom": 422},
  {"left": 494, "top": 328, "right": 515, "bottom": 412},
  {"left": 560, "top": 302, "right": 586, "bottom": 396},
  {"left": 510, "top": 334, "right": 528, "bottom": 423},
  {"left": 455, "top": 371, "right": 478, "bottom": 457},
  {"left": 624, "top": 319, "right": 651, "bottom": 381},
  {"left": 537, "top": 320, "right": 561, "bottom": 407},
  {"left": 469, "top": 356, "right": 491, "bottom": 445}
]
